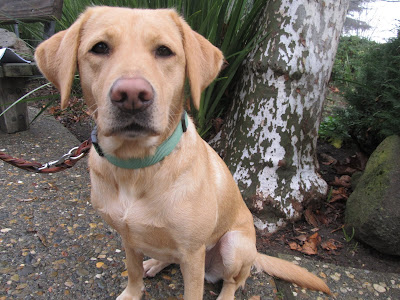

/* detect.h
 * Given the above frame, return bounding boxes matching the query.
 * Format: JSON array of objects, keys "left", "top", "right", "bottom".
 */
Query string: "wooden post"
[
  {"left": 0, "top": 77, "right": 29, "bottom": 133},
  {"left": 0, "top": 64, "right": 39, "bottom": 133}
]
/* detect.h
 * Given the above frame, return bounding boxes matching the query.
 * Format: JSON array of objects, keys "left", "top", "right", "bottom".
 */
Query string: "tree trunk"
[{"left": 211, "top": 0, "right": 350, "bottom": 232}]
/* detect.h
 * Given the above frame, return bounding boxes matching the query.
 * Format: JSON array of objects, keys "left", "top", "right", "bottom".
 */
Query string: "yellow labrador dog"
[{"left": 35, "top": 6, "right": 330, "bottom": 300}]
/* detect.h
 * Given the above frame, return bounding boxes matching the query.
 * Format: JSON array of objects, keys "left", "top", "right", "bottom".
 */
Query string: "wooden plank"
[{"left": 0, "top": 0, "right": 64, "bottom": 24}]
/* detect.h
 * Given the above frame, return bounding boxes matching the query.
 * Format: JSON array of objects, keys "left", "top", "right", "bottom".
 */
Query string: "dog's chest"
[{"left": 95, "top": 184, "right": 181, "bottom": 260}]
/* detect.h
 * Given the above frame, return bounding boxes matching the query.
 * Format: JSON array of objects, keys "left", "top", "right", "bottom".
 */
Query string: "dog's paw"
[
  {"left": 143, "top": 259, "right": 170, "bottom": 277},
  {"left": 116, "top": 288, "right": 142, "bottom": 300}
]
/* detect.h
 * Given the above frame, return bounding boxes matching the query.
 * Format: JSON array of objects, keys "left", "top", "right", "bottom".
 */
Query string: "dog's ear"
[
  {"left": 35, "top": 11, "right": 89, "bottom": 109},
  {"left": 171, "top": 12, "right": 224, "bottom": 110}
]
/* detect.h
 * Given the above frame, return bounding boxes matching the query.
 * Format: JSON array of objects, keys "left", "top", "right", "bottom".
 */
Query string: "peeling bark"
[{"left": 211, "top": 0, "right": 350, "bottom": 232}]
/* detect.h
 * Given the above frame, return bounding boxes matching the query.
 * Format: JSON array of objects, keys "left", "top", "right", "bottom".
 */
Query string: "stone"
[
  {"left": 345, "top": 135, "right": 400, "bottom": 256},
  {"left": 0, "top": 28, "right": 32, "bottom": 59}
]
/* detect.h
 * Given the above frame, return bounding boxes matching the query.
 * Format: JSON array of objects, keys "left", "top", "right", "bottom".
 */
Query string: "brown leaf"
[
  {"left": 301, "top": 240, "right": 318, "bottom": 255},
  {"left": 295, "top": 234, "right": 308, "bottom": 242},
  {"left": 330, "top": 175, "right": 351, "bottom": 188},
  {"left": 321, "top": 239, "right": 343, "bottom": 251},
  {"left": 289, "top": 241, "right": 301, "bottom": 251},
  {"left": 300, "top": 232, "right": 321, "bottom": 255},
  {"left": 320, "top": 153, "right": 337, "bottom": 165},
  {"left": 304, "top": 207, "right": 319, "bottom": 227}
]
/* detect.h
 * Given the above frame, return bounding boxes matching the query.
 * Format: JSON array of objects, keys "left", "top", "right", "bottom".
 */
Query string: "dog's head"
[{"left": 35, "top": 6, "right": 223, "bottom": 156}]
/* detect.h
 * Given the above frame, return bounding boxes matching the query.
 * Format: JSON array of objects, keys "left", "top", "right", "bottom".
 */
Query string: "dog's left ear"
[
  {"left": 171, "top": 12, "right": 224, "bottom": 110},
  {"left": 35, "top": 10, "right": 91, "bottom": 109}
]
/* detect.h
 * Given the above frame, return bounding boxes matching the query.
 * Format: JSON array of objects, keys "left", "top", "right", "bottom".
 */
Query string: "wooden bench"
[{"left": 0, "top": 0, "right": 63, "bottom": 133}]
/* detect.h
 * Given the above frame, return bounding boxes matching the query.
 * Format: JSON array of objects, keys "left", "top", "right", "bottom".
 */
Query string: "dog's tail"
[{"left": 254, "top": 253, "right": 331, "bottom": 295}]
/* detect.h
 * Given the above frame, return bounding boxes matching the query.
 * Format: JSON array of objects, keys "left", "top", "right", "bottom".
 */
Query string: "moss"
[{"left": 346, "top": 135, "right": 400, "bottom": 227}]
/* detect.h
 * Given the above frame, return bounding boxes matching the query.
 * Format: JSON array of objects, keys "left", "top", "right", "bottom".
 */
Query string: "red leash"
[{"left": 0, "top": 139, "right": 92, "bottom": 173}]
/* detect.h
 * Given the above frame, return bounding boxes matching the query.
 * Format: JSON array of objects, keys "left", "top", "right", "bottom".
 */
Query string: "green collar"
[{"left": 91, "top": 111, "right": 188, "bottom": 169}]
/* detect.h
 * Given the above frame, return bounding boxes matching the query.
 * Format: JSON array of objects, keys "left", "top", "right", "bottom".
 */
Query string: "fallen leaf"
[
  {"left": 330, "top": 175, "right": 351, "bottom": 188},
  {"left": 300, "top": 232, "right": 321, "bottom": 255},
  {"left": 329, "top": 187, "right": 350, "bottom": 203},
  {"left": 304, "top": 207, "right": 319, "bottom": 227},
  {"left": 289, "top": 241, "right": 301, "bottom": 251},
  {"left": 320, "top": 153, "right": 337, "bottom": 165},
  {"left": 301, "top": 240, "right": 318, "bottom": 255},
  {"left": 121, "top": 270, "right": 128, "bottom": 277},
  {"left": 96, "top": 262, "right": 104, "bottom": 268},
  {"left": 295, "top": 234, "right": 308, "bottom": 242},
  {"left": 321, "top": 239, "right": 342, "bottom": 251}
]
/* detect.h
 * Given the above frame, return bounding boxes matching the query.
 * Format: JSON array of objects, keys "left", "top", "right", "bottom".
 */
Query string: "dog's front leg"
[
  {"left": 117, "top": 247, "right": 144, "bottom": 300},
  {"left": 180, "top": 246, "right": 206, "bottom": 300}
]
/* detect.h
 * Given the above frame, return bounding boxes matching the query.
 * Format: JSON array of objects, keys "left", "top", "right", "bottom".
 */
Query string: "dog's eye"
[
  {"left": 90, "top": 42, "right": 110, "bottom": 55},
  {"left": 155, "top": 46, "right": 174, "bottom": 57}
]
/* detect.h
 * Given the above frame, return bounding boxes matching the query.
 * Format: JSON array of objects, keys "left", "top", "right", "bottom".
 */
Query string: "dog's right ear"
[{"left": 35, "top": 12, "right": 89, "bottom": 109}]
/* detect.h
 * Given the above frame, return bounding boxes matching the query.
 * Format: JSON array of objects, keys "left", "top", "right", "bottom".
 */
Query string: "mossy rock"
[{"left": 345, "top": 135, "right": 400, "bottom": 256}]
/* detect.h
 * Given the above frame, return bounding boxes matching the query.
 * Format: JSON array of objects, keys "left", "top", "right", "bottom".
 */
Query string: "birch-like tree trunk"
[{"left": 211, "top": 0, "right": 350, "bottom": 232}]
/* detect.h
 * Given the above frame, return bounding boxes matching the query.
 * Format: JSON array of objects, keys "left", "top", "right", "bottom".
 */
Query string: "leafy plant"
[
  {"left": 4, "top": 0, "right": 266, "bottom": 137},
  {"left": 342, "top": 227, "right": 355, "bottom": 243},
  {"left": 339, "top": 29, "right": 400, "bottom": 153},
  {"left": 318, "top": 114, "right": 351, "bottom": 148},
  {"left": 331, "top": 36, "right": 377, "bottom": 90},
  {"left": 321, "top": 29, "right": 400, "bottom": 153}
]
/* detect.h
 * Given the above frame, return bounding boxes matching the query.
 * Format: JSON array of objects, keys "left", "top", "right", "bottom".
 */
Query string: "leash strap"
[{"left": 0, "top": 139, "right": 91, "bottom": 173}]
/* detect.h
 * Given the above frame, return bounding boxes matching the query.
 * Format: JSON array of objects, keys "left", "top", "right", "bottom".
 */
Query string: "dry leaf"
[
  {"left": 321, "top": 239, "right": 343, "bottom": 252},
  {"left": 289, "top": 241, "right": 301, "bottom": 251},
  {"left": 320, "top": 153, "right": 337, "bottom": 165},
  {"left": 330, "top": 175, "right": 351, "bottom": 188},
  {"left": 304, "top": 207, "right": 319, "bottom": 227},
  {"left": 295, "top": 234, "right": 308, "bottom": 242}
]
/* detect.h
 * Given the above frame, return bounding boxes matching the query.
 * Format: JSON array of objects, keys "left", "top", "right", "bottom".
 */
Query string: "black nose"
[{"left": 110, "top": 77, "right": 154, "bottom": 112}]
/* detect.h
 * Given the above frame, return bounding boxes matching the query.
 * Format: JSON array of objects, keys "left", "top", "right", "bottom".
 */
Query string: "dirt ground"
[{"left": 29, "top": 86, "right": 400, "bottom": 275}]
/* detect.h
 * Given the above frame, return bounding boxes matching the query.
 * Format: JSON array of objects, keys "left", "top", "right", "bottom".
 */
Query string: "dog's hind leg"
[
  {"left": 206, "top": 231, "right": 257, "bottom": 300},
  {"left": 143, "top": 258, "right": 171, "bottom": 277}
]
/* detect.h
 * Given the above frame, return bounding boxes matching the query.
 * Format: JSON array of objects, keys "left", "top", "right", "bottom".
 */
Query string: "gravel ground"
[{"left": 1, "top": 109, "right": 399, "bottom": 300}]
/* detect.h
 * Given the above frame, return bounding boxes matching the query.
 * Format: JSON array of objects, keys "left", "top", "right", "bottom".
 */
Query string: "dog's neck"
[{"left": 91, "top": 111, "right": 188, "bottom": 169}]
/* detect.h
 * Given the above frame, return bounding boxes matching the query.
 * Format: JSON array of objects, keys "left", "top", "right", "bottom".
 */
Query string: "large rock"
[
  {"left": 0, "top": 28, "right": 32, "bottom": 59},
  {"left": 345, "top": 135, "right": 400, "bottom": 256}
]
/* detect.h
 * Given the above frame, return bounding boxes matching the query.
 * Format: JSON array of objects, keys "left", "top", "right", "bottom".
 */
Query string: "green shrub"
[
  {"left": 318, "top": 114, "right": 351, "bottom": 148},
  {"left": 331, "top": 36, "right": 377, "bottom": 89},
  {"left": 339, "top": 29, "right": 400, "bottom": 153}
]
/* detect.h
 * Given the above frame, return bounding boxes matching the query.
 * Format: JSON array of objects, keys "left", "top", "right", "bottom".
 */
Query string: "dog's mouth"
[{"left": 108, "top": 121, "right": 159, "bottom": 138}]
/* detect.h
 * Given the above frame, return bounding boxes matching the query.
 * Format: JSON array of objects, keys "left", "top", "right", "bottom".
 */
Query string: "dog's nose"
[{"left": 110, "top": 78, "right": 154, "bottom": 112}]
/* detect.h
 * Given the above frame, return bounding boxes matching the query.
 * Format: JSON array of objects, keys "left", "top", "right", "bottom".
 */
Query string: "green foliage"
[
  {"left": 321, "top": 31, "right": 400, "bottom": 153},
  {"left": 342, "top": 227, "right": 355, "bottom": 243},
  {"left": 318, "top": 114, "right": 351, "bottom": 147},
  {"left": 331, "top": 36, "right": 377, "bottom": 89},
  {"left": 340, "top": 30, "right": 400, "bottom": 153},
  {"left": 6, "top": 0, "right": 265, "bottom": 137}
]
